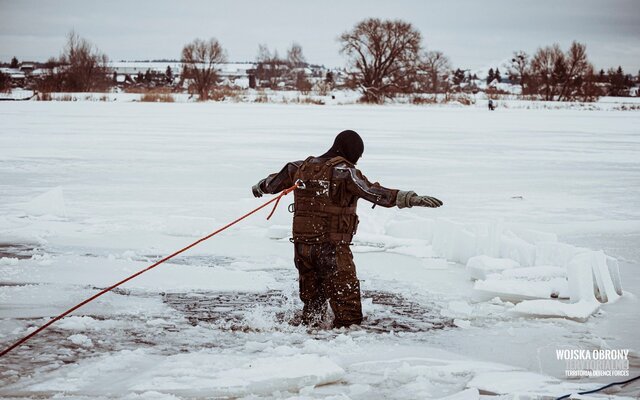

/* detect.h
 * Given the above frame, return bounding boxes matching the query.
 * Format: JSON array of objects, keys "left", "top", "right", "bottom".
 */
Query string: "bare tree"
[
  {"left": 285, "top": 43, "right": 312, "bottom": 92},
  {"left": 419, "top": 50, "right": 451, "bottom": 94},
  {"left": 339, "top": 18, "right": 422, "bottom": 103},
  {"left": 287, "top": 43, "right": 306, "bottom": 68},
  {"left": 509, "top": 51, "right": 530, "bottom": 95},
  {"left": 254, "top": 44, "right": 287, "bottom": 88},
  {"left": 607, "top": 66, "right": 629, "bottom": 96},
  {"left": 578, "top": 65, "right": 601, "bottom": 102},
  {"left": 181, "top": 38, "right": 226, "bottom": 100},
  {"left": 529, "top": 41, "right": 596, "bottom": 101},
  {"left": 530, "top": 44, "right": 564, "bottom": 100},
  {"left": 557, "top": 41, "right": 591, "bottom": 101},
  {"left": 257, "top": 44, "right": 272, "bottom": 64},
  {"left": 54, "top": 31, "right": 112, "bottom": 92}
]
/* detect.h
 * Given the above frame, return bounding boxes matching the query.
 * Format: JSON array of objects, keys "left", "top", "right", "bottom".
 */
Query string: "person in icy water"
[{"left": 252, "top": 130, "right": 443, "bottom": 329}]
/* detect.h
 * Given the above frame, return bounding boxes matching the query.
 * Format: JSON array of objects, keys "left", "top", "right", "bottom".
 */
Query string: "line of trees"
[
  {"left": 252, "top": 43, "right": 314, "bottom": 92},
  {"left": 505, "top": 46, "right": 639, "bottom": 100},
  {"left": 337, "top": 19, "right": 626, "bottom": 103},
  {"left": 178, "top": 40, "right": 316, "bottom": 99},
  {"left": 336, "top": 19, "right": 640, "bottom": 103},
  {"left": 600, "top": 66, "right": 637, "bottom": 97},
  {"left": 506, "top": 42, "right": 599, "bottom": 101},
  {"left": 4, "top": 22, "right": 639, "bottom": 102}
]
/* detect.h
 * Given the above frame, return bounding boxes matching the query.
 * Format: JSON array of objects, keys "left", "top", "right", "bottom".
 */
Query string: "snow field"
[{"left": 0, "top": 102, "right": 639, "bottom": 398}]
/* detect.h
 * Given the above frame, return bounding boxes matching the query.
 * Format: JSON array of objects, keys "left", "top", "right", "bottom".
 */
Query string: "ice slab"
[
  {"left": 467, "top": 370, "right": 579, "bottom": 395},
  {"left": 535, "top": 241, "right": 587, "bottom": 267},
  {"left": 511, "top": 299, "right": 600, "bottom": 321},
  {"left": 501, "top": 266, "right": 566, "bottom": 280},
  {"left": 137, "top": 353, "right": 345, "bottom": 397},
  {"left": 500, "top": 232, "right": 536, "bottom": 267},
  {"left": 1, "top": 255, "right": 278, "bottom": 293},
  {"left": 568, "top": 250, "right": 622, "bottom": 304},
  {"left": 510, "top": 227, "right": 558, "bottom": 245},
  {"left": 385, "top": 218, "right": 434, "bottom": 241},
  {"left": 21, "top": 351, "right": 345, "bottom": 397},
  {"left": 466, "top": 255, "right": 520, "bottom": 280},
  {"left": 162, "top": 215, "right": 219, "bottom": 237},
  {"left": 432, "top": 219, "right": 477, "bottom": 264},
  {"left": 473, "top": 277, "right": 568, "bottom": 302},
  {"left": 22, "top": 187, "right": 66, "bottom": 217}
]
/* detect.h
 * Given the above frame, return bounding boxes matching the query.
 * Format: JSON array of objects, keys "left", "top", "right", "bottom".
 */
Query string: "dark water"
[
  {"left": 162, "top": 289, "right": 454, "bottom": 334},
  {"left": 0, "top": 243, "right": 35, "bottom": 259}
]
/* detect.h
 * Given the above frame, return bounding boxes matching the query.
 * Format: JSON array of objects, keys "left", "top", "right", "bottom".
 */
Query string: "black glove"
[
  {"left": 396, "top": 190, "right": 443, "bottom": 208},
  {"left": 252, "top": 180, "right": 265, "bottom": 198}
]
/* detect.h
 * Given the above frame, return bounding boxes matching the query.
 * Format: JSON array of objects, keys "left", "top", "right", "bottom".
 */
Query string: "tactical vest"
[{"left": 292, "top": 156, "right": 359, "bottom": 244}]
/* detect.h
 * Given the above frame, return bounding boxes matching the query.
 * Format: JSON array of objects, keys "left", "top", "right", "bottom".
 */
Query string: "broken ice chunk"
[{"left": 465, "top": 255, "right": 520, "bottom": 281}]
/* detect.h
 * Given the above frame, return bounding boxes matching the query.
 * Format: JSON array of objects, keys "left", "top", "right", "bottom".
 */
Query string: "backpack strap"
[{"left": 326, "top": 156, "right": 353, "bottom": 168}]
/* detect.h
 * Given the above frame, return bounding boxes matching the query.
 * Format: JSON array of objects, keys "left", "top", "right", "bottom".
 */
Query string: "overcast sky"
[{"left": 1, "top": 0, "right": 639, "bottom": 72}]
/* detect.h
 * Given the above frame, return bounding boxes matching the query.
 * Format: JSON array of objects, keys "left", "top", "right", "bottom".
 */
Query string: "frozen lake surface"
[{"left": 0, "top": 102, "right": 639, "bottom": 399}]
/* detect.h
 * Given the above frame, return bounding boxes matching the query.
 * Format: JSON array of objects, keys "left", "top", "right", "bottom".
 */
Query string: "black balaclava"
[{"left": 319, "top": 130, "right": 364, "bottom": 164}]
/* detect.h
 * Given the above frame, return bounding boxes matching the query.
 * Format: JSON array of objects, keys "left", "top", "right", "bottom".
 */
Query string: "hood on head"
[{"left": 320, "top": 130, "right": 364, "bottom": 164}]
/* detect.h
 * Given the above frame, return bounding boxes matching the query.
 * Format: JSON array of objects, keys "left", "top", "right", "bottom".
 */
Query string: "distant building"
[
  {"left": 19, "top": 63, "right": 35, "bottom": 74},
  {"left": 0, "top": 67, "right": 26, "bottom": 86},
  {"left": 109, "top": 61, "right": 257, "bottom": 88}
]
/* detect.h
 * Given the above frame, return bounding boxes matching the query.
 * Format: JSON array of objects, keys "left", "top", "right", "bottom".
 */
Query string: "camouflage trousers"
[{"left": 293, "top": 242, "right": 363, "bottom": 328}]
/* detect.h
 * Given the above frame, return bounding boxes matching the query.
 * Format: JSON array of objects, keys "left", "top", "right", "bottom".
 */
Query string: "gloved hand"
[
  {"left": 409, "top": 194, "right": 443, "bottom": 208},
  {"left": 396, "top": 190, "right": 443, "bottom": 208},
  {"left": 252, "top": 180, "right": 265, "bottom": 198}
]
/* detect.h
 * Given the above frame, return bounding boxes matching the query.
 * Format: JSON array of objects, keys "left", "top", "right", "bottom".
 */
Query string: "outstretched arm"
[
  {"left": 337, "top": 165, "right": 443, "bottom": 209},
  {"left": 252, "top": 161, "right": 303, "bottom": 197},
  {"left": 336, "top": 166, "right": 398, "bottom": 207}
]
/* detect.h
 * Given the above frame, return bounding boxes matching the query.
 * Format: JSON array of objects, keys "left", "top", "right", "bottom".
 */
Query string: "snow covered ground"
[
  {"left": 0, "top": 102, "right": 639, "bottom": 399},
  {"left": 4, "top": 88, "right": 640, "bottom": 111}
]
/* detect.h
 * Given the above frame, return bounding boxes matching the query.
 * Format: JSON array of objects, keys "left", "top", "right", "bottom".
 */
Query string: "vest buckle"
[{"left": 294, "top": 179, "right": 306, "bottom": 190}]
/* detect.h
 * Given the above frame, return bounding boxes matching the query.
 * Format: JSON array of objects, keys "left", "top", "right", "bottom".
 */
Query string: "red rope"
[{"left": 0, "top": 182, "right": 300, "bottom": 358}]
